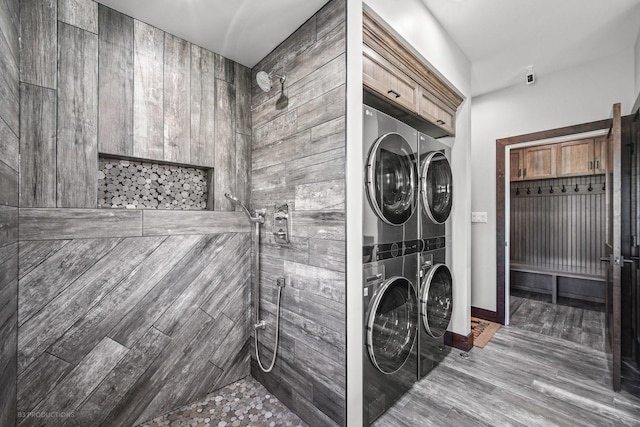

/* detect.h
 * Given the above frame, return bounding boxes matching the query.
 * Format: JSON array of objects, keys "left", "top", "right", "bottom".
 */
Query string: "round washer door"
[
  {"left": 366, "top": 277, "right": 418, "bottom": 374},
  {"left": 421, "top": 264, "right": 453, "bottom": 338},
  {"left": 366, "top": 132, "right": 417, "bottom": 226},
  {"left": 421, "top": 151, "right": 453, "bottom": 224}
]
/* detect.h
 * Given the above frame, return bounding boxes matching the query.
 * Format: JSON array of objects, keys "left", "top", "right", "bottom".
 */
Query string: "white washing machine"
[{"left": 417, "top": 132, "right": 454, "bottom": 379}]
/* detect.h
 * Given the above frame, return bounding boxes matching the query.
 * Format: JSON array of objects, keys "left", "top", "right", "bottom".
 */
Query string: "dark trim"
[
  {"left": 444, "top": 331, "right": 473, "bottom": 352},
  {"left": 633, "top": 91, "right": 640, "bottom": 115},
  {"left": 495, "top": 119, "right": 612, "bottom": 325},
  {"left": 471, "top": 307, "right": 498, "bottom": 323}
]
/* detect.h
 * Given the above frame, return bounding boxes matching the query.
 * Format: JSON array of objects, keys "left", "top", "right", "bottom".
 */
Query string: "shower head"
[
  {"left": 224, "top": 193, "right": 252, "bottom": 219},
  {"left": 256, "top": 70, "right": 286, "bottom": 93}
]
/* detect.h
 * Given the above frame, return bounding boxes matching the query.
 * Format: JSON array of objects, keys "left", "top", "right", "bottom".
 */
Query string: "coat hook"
[
  {"left": 526, "top": 187, "right": 531, "bottom": 195},
  {"left": 561, "top": 185, "right": 566, "bottom": 193},
  {"left": 574, "top": 184, "right": 579, "bottom": 192},
  {"left": 549, "top": 186, "right": 554, "bottom": 194},
  {"left": 515, "top": 188, "right": 520, "bottom": 195},
  {"left": 537, "top": 186, "right": 542, "bottom": 194},
  {"left": 588, "top": 183, "right": 593, "bottom": 192}
]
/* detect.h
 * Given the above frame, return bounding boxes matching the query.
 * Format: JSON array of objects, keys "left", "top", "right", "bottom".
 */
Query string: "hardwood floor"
[{"left": 375, "top": 292, "right": 640, "bottom": 426}]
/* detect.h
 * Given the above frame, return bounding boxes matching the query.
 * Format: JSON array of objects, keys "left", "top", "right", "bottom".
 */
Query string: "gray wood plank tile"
[
  {"left": 20, "top": 83, "right": 57, "bottom": 207},
  {"left": 295, "top": 179, "right": 344, "bottom": 211},
  {"left": 20, "top": 0, "right": 57, "bottom": 89},
  {"left": 316, "top": 0, "right": 345, "bottom": 39},
  {"left": 0, "top": 0, "right": 19, "bottom": 64},
  {"left": 189, "top": 44, "right": 215, "bottom": 167},
  {"left": 68, "top": 327, "right": 170, "bottom": 426},
  {"left": 0, "top": 116, "right": 18, "bottom": 172},
  {"left": 98, "top": 5, "right": 133, "bottom": 156},
  {"left": 163, "top": 33, "right": 190, "bottom": 164},
  {"left": 235, "top": 132, "right": 251, "bottom": 210},
  {"left": 0, "top": 159, "right": 17, "bottom": 206},
  {"left": 214, "top": 80, "right": 236, "bottom": 210},
  {"left": 48, "top": 235, "right": 202, "bottom": 364},
  {"left": 16, "top": 352, "right": 72, "bottom": 413},
  {"left": 57, "top": 23, "right": 98, "bottom": 208},
  {"left": 18, "top": 236, "right": 165, "bottom": 371},
  {"left": 290, "top": 210, "right": 345, "bottom": 241},
  {"left": 58, "top": 0, "right": 98, "bottom": 33},
  {"left": 19, "top": 208, "right": 142, "bottom": 240},
  {"left": 18, "top": 240, "right": 70, "bottom": 279},
  {"left": 0, "top": 22, "right": 18, "bottom": 136},
  {"left": 310, "top": 116, "right": 345, "bottom": 154},
  {"left": 142, "top": 210, "right": 249, "bottom": 235},
  {"left": 0, "top": 205, "right": 17, "bottom": 247},
  {"left": 108, "top": 235, "right": 224, "bottom": 347},
  {"left": 252, "top": 130, "right": 310, "bottom": 171},
  {"left": 308, "top": 238, "right": 344, "bottom": 273},
  {"left": 286, "top": 53, "right": 345, "bottom": 112},
  {"left": 18, "top": 238, "right": 122, "bottom": 328},
  {"left": 252, "top": 110, "right": 297, "bottom": 149},
  {"left": 133, "top": 20, "right": 164, "bottom": 160},
  {"left": 295, "top": 85, "right": 345, "bottom": 133},
  {"left": 27, "top": 337, "right": 128, "bottom": 426},
  {"left": 214, "top": 54, "right": 234, "bottom": 84},
  {"left": 235, "top": 63, "right": 251, "bottom": 136}
]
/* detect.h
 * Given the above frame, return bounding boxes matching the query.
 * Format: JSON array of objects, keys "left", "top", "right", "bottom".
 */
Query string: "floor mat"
[{"left": 471, "top": 317, "right": 501, "bottom": 348}]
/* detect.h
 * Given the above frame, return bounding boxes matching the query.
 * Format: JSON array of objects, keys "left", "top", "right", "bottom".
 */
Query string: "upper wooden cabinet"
[
  {"left": 509, "top": 137, "right": 609, "bottom": 181},
  {"left": 363, "top": 9, "right": 463, "bottom": 137},
  {"left": 556, "top": 138, "right": 594, "bottom": 177},
  {"left": 510, "top": 149, "right": 524, "bottom": 181},
  {"left": 523, "top": 144, "right": 556, "bottom": 180}
]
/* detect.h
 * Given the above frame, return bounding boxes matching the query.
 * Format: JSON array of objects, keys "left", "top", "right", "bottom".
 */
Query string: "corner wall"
[
  {"left": 470, "top": 49, "right": 636, "bottom": 312},
  {"left": 249, "top": 0, "right": 347, "bottom": 425},
  {"left": 0, "top": 0, "right": 19, "bottom": 425},
  {"left": 635, "top": 27, "right": 640, "bottom": 101},
  {"left": 16, "top": 0, "right": 253, "bottom": 425},
  {"left": 363, "top": 0, "right": 473, "bottom": 338}
]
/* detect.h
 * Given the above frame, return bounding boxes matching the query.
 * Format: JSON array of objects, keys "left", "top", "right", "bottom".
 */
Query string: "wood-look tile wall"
[
  {"left": 15, "top": 0, "right": 255, "bottom": 424},
  {"left": 17, "top": 232, "right": 251, "bottom": 426},
  {"left": 249, "top": 1, "right": 346, "bottom": 426},
  {"left": 19, "top": 0, "right": 252, "bottom": 209},
  {"left": 0, "top": 0, "right": 19, "bottom": 425},
  {"left": 510, "top": 175, "right": 606, "bottom": 275}
]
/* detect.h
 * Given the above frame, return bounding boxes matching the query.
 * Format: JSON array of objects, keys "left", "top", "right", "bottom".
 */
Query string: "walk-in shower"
[
  {"left": 224, "top": 193, "right": 283, "bottom": 373},
  {"left": 256, "top": 70, "right": 288, "bottom": 109}
]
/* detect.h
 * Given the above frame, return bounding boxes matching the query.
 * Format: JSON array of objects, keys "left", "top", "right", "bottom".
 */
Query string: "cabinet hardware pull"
[
  {"left": 387, "top": 89, "right": 401, "bottom": 98},
  {"left": 523, "top": 168, "right": 526, "bottom": 177},
  {"left": 517, "top": 169, "right": 521, "bottom": 177},
  {"left": 436, "top": 119, "right": 445, "bottom": 125},
  {"left": 589, "top": 161, "right": 593, "bottom": 170},
  {"left": 595, "top": 160, "right": 600, "bottom": 169}
]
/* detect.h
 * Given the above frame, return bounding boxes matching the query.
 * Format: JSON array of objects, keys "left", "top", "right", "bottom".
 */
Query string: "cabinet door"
[
  {"left": 419, "top": 88, "right": 455, "bottom": 136},
  {"left": 363, "top": 45, "right": 420, "bottom": 113},
  {"left": 523, "top": 144, "right": 556, "bottom": 180},
  {"left": 594, "top": 136, "right": 608, "bottom": 174},
  {"left": 556, "top": 138, "right": 595, "bottom": 177},
  {"left": 510, "top": 149, "right": 524, "bottom": 181}
]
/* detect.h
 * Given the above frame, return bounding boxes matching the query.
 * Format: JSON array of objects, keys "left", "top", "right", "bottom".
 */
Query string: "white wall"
[
  {"left": 635, "top": 28, "right": 640, "bottom": 99},
  {"left": 471, "top": 48, "right": 636, "bottom": 312},
  {"left": 363, "top": 0, "right": 472, "bottom": 337}
]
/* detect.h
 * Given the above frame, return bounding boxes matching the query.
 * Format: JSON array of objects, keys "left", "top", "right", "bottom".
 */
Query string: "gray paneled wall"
[
  {"left": 19, "top": 0, "right": 252, "bottom": 209},
  {"left": 510, "top": 175, "right": 606, "bottom": 275},
  {"left": 17, "top": 232, "right": 251, "bottom": 426},
  {"left": 0, "top": 0, "right": 19, "bottom": 425},
  {"left": 249, "top": 0, "right": 347, "bottom": 425}
]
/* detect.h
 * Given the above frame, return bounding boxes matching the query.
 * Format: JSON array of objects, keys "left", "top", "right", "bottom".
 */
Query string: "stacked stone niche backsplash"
[{"left": 97, "top": 157, "right": 210, "bottom": 210}]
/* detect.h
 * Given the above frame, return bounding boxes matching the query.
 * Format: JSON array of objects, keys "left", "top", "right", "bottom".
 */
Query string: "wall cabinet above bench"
[
  {"left": 362, "top": 10, "right": 463, "bottom": 138},
  {"left": 510, "top": 136, "right": 608, "bottom": 182}
]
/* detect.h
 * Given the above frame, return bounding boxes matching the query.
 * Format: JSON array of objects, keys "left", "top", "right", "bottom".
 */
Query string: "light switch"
[{"left": 471, "top": 212, "right": 488, "bottom": 223}]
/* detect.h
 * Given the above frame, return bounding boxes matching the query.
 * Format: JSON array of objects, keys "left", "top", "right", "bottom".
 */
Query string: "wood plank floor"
[{"left": 375, "top": 293, "right": 640, "bottom": 426}]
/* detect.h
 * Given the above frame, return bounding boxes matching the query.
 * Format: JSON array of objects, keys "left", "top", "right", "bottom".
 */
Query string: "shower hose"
[{"left": 253, "top": 219, "right": 282, "bottom": 373}]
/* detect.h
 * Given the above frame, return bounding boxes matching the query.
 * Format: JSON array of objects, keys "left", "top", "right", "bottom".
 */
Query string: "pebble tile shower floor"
[{"left": 138, "top": 377, "right": 307, "bottom": 427}]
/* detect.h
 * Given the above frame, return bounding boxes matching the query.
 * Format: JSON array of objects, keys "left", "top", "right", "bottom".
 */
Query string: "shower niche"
[{"left": 97, "top": 156, "right": 214, "bottom": 210}]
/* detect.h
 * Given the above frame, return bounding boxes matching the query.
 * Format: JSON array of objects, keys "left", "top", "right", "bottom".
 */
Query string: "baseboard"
[
  {"left": 444, "top": 331, "right": 473, "bottom": 352},
  {"left": 471, "top": 306, "right": 498, "bottom": 323}
]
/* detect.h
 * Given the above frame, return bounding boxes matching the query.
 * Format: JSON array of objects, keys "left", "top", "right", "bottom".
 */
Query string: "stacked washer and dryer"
[{"left": 362, "top": 105, "right": 454, "bottom": 425}]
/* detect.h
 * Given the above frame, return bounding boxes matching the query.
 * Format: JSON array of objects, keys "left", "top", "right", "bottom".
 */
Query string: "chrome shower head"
[
  {"left": 256, "top": 70, "right": 286, "bottom": 93},
  {"left": 224, "top": 193, "right": 252, "bottom": 219}
]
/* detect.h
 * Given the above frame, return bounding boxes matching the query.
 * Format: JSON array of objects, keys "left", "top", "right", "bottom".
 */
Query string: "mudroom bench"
[{"left": 510, "top": 263, "right": 605, "bottom": 304}]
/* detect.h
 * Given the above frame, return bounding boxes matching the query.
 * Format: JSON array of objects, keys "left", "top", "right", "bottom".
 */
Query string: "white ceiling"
[
  {"left": 95, "top": 0, "right": 329, "bottom": 68},
  {"left": 422, "top": 0, "right": 640, "bottom": 97}
]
